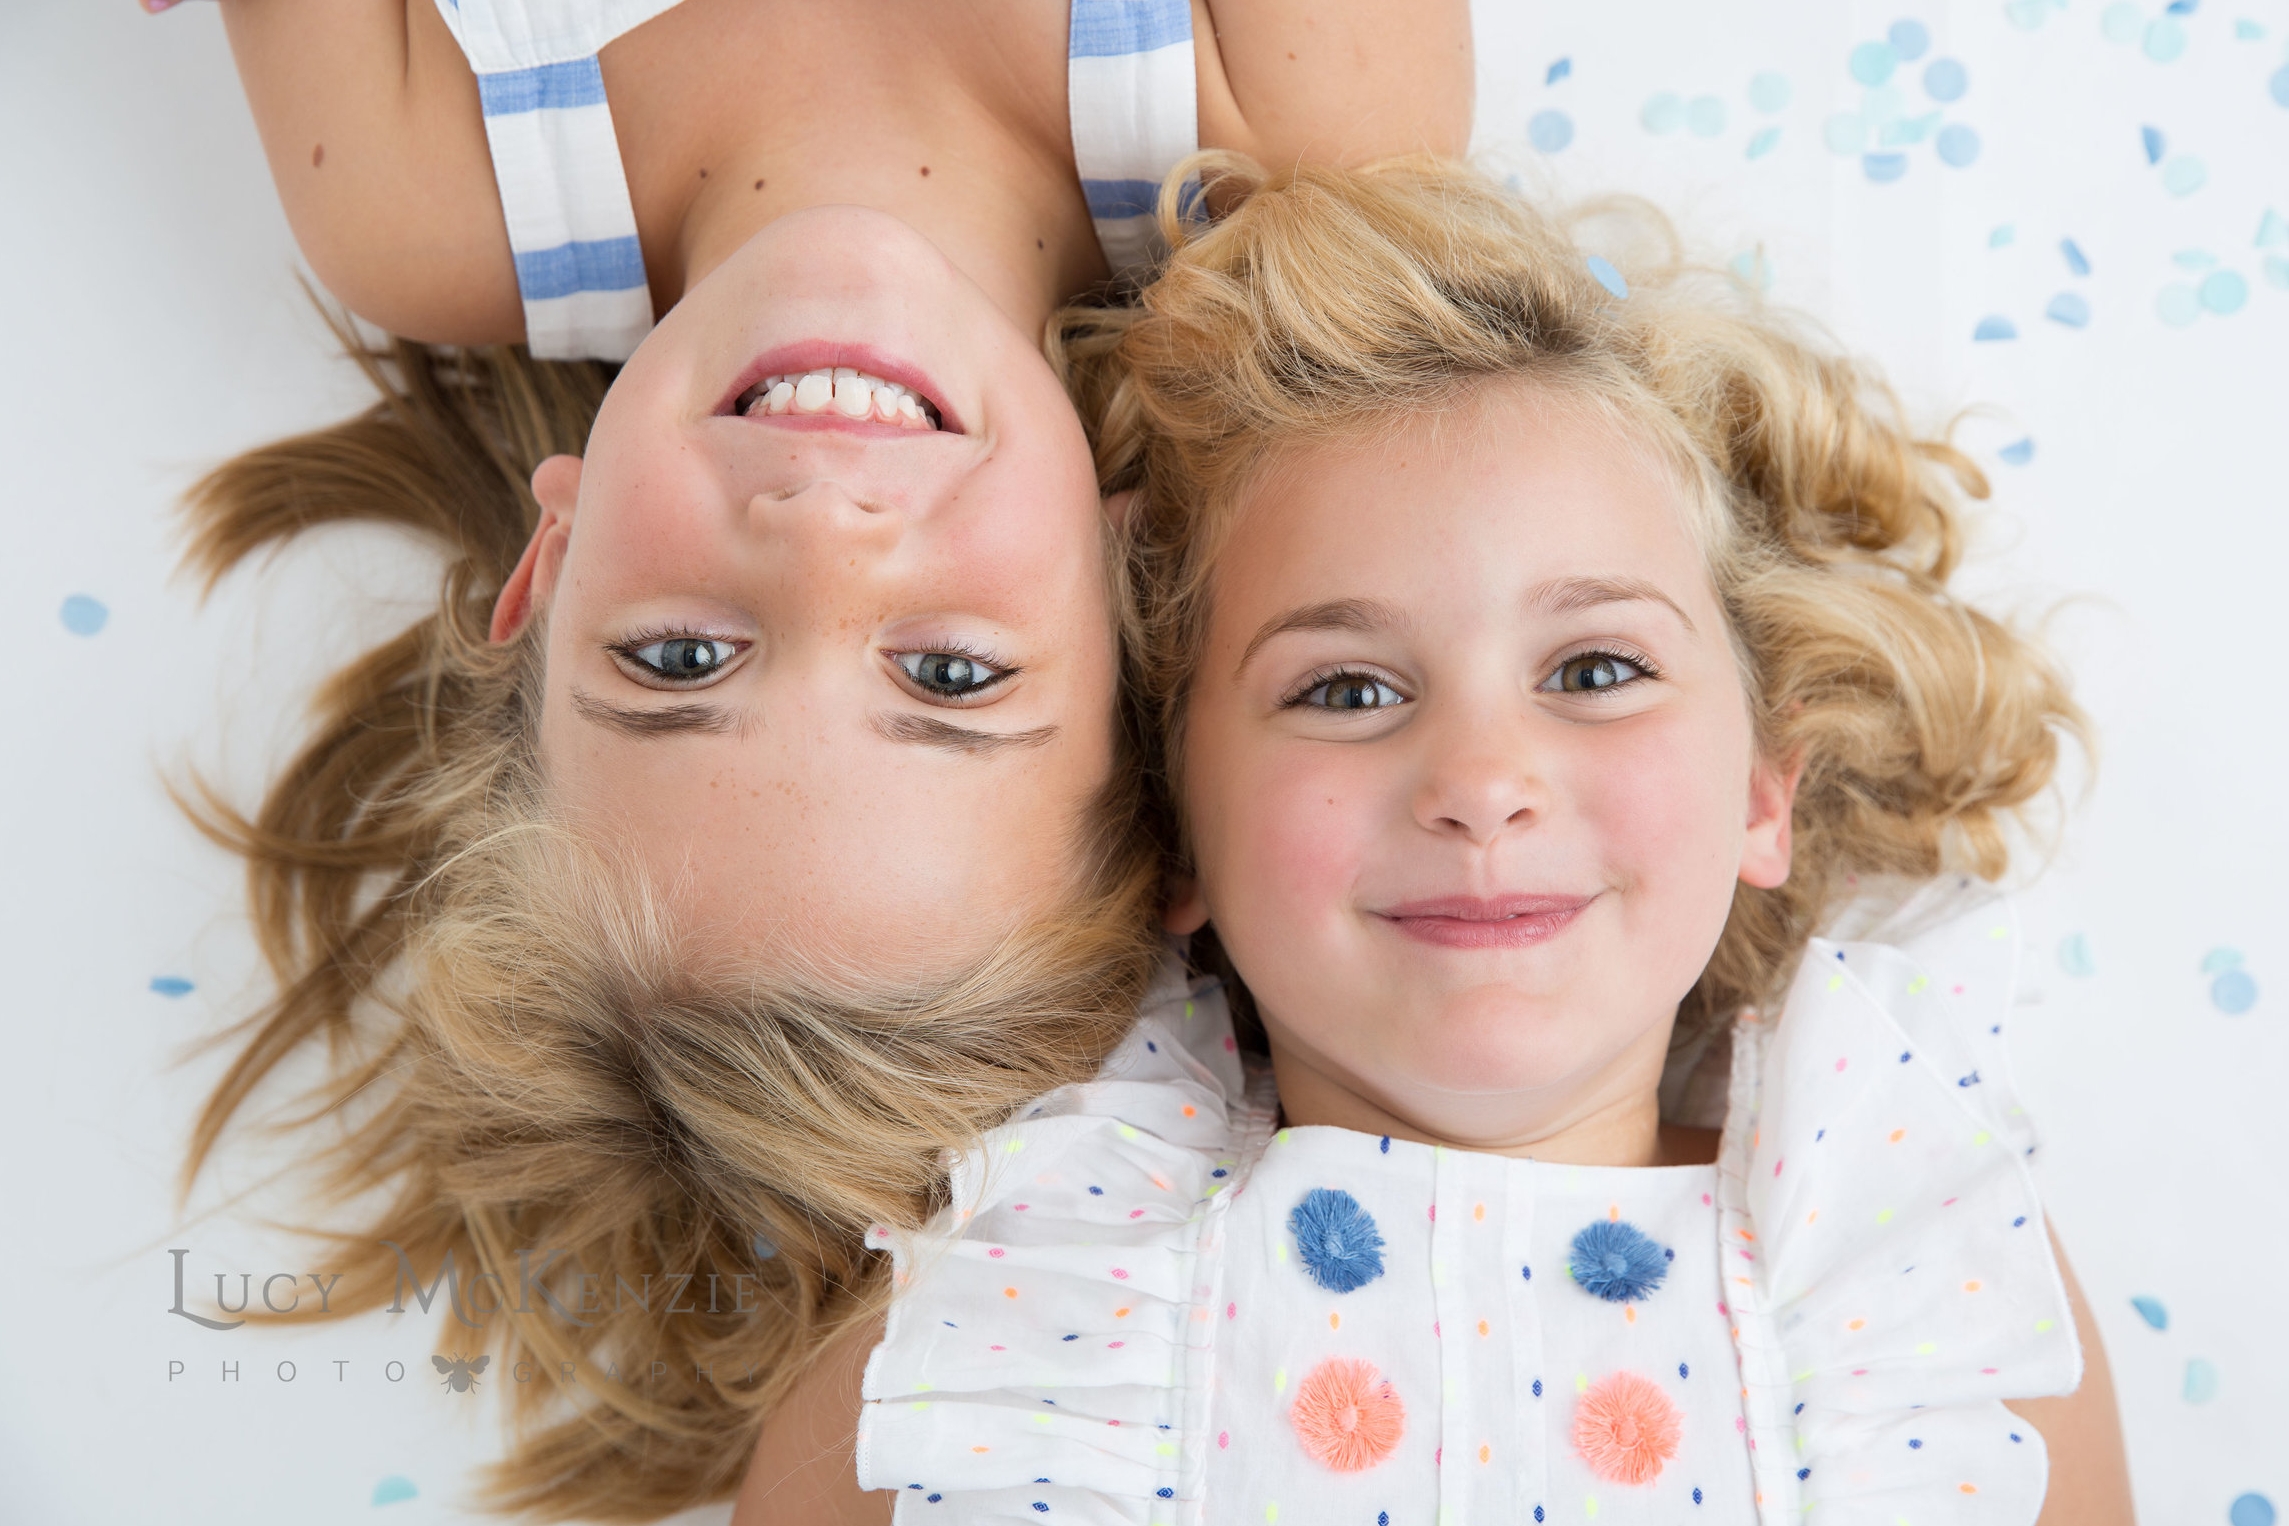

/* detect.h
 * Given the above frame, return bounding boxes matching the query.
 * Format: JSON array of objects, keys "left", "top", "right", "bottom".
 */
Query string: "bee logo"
[{"left": 432, "top": 1354, "right": 491, "bottom": 1393}]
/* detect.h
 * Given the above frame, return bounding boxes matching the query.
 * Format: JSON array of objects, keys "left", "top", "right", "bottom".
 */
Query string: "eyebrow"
[
  {"left": 1237, "top": 597, "right": 1407, "bottom": 674},
  {"left": 571, "top": 689, "right": 744, "bottom": 738},
  {"left": 1524, "top": 575, "right": 1698, "bottom": 634},
  {"left": 871, "top": 712, "right": 1060, "bottom": 754}
]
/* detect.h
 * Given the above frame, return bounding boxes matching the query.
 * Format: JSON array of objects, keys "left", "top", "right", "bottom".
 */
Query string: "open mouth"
[{"left": 732, "top": 366, "right": 945, "bottom": 431}]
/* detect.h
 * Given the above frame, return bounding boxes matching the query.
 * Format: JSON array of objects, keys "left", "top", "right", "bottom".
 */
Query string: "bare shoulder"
[
  {"left": 218, "top": 0, "right": 524, "bottom": 343},
  {"left": 732, "top": 1312, "right": 892, "bottom": 1526},
  {"left": 2005, "top": 1224, "right": 2137, "bottom": 1526},
  {"left": 1192, "top": 0, "right": 1475, "bottom": 167}
]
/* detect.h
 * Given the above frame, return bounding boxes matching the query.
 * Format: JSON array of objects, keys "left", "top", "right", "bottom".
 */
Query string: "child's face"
[{"left": 1172, "top": 381, "right": 1795, "bottom": 1152}]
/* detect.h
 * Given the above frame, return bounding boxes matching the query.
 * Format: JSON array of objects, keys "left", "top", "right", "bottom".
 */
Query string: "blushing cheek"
[{"left": 1574, "top": 717, "right": 1751, "bottom": 971}]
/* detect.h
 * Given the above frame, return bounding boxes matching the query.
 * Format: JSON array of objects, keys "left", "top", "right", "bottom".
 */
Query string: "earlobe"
[
  {"left": 489, "top": 456, "right": 583, "bottom": 644},
  {"left": 1163, "top": 870, "right": 1211, "bottom": 935},
  {"left": 1738, "top": 754, "right": 1805, "bottom": 891}
]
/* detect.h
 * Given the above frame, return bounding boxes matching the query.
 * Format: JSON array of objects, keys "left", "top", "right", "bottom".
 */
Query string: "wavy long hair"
[
  {"left": 1057, "top": 155, "right": 2084, "bottom": 1041},
  {"left": 177, "top": 327, "right": 1162, "bottom": 1519}
]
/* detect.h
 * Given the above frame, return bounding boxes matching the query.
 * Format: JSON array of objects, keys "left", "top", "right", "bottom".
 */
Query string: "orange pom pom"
[
  {"left": 1289, "top": 1358, "right": 1406, "bottom": 1472},
  {"left": 1571, "top": 1370, "right": 1682, "bottom": 1485}
]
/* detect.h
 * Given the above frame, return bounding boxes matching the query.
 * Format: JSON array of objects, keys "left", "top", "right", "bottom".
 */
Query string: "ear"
[
  {"left": 490, "top": 455, "right": 583, "bottom": 644},
  {"left": 1102, "top": 488, "right": 1140, "bottom": 535},
  {"left": 1738, "top": 752, "right": 1804, "bottom": 890},
  {"left": 1162, "top": 869, "right": 1210, "bottom": 935}
]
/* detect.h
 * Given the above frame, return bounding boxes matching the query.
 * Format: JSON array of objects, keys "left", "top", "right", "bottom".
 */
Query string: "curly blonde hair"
[
  {"left": 178, "top": 330, "right": 1162, "bottom": 1520},
  {"left": 1058, "top": 155, "right": 2084, "bottom": 1039}
]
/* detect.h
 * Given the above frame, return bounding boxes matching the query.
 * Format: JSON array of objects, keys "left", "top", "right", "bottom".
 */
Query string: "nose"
[{"left": 1411, "top": 714, "right": 1548, "bottom": 845}]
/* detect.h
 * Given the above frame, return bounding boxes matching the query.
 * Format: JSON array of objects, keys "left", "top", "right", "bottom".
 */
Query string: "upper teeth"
[{"left": 742, "top": 368, "right": 938, "bottom": 429}]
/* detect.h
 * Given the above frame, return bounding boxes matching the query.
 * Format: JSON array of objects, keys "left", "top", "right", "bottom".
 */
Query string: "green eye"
[
  {"left": 897, "top": 650, "right": 1007, "bottom": 698},
  {"left": 1543, "top": 653, "right": 1649, "bottom": 694},
  {"left": 1297, "top": 675, "right": 1407, "bottom": 711},
  {"left": 625, "top": 637, "right": 737, "bottom": 679}
]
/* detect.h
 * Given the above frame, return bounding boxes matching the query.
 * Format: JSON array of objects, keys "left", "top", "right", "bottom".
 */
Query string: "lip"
[
  {"left": 714, "top": 341, "right": 965, "bottom": 435},
  {"left": 1371, "top": 893, "right": 1597, "bottom": 951}
]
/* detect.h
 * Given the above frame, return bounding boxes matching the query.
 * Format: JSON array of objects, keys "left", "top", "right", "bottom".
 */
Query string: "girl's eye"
[
  {"left": 1542, "top": 652, "right": 1651, "bottom": 694},
  {"left": 896, "top": 650, "right": 1008, "bottom": 699},
  {"left": 622, "top": 637, "right": 739, "bottom": 681},
  {"left": 1295, "top": 674, "right": 1408, "bottom": 711}
]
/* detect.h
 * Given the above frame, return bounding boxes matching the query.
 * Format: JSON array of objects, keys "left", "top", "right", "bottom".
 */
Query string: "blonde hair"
[
  {"left": 179, "top": 328, "right": 1162, "bottom": 1519},
  {"left": 1059, "top": 155, "right": 2084, "bottom": 1038}
]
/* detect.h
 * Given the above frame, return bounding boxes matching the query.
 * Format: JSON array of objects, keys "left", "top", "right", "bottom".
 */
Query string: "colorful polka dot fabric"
[{"left": 855, "top": 888, "right": 2080, "bottom": 1521}]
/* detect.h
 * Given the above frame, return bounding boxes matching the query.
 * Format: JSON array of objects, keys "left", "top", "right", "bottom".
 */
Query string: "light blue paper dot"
[
  {"left": 2176, "top": 248, "right": 2220, "bottom": 268},
  {"left": 2101, "top": 2, "right": 2146, "bottom": 43},
  {"left": 2056, "top": 932, "right": 2095, "bottom": 976},
  {"left": 2045, "top": 291, "right": 2092, "bottom": 326},
  {"left": 2200, "top": 269, "right": 2249, "bottom": 312},
  {"left": 1850, "top": 40, "right": 1900, "bottom": 85},
  {"left": 1747, "top": 126, "right": 1783, "bottom": 159},
  {"left": 1972, "top": 314, "right": 2018, "bottom": 340},
  {"left": 2184, "top": 1357, "right": 2222, "bottom": 1403},
  {"left": 1824, "top": 112, "right": 1869, "bottom": 153},
  {"left": 1998, "top": 437, "right": 2035, "bottom": 464},
  {"left": 2130, "top": 1294, "right": 2167, "bottom": 1329},
  {"left": 1585, "top": 255, "right": 1629, "bottom": 298},
  {"left": 2235, "top": 19, "right": 2266, "bottom": 40},
  {"left": 1547, "top": 56, "right": 1573, "bottom": 85},
  {"left": 1922, "top": 56, "right": 1969, "bottom": 100},
  {"left": 2231, "top": 1494, "right": 2278, "bottom": 1526},
  {"left": 2156, "top": 283, "right": 2203, "bottom": 324},
  {"left": 2212, "top": 968, "right": 2259, "bottom": 1013},
  {"left": 1642, "top": 92, "right": 1686, "bottom": 134},
  {"left": 60, "top": 594, "right": 109, "bottom": 635},
  {"left": 2257, "top": 209, "right": 2289, "bottom": 247},
  {"left": 2162, "top": 155, "right": 2207, "bottom": 195},
  {"left": 1529, "top": 110, "right": 1575, "bottom": 152},
  {"left": 2004, "top": 0, "right": 2053, "bottom": 26},
  {"left": 1750, "top": 71, "right": 1793, "bottom": 112},
  {"left": 1936, "top": 123, "right": 1982, "bottom": 165},
  {"left": 2144, "top": 15, "right": 2190, "bottom": 58},
  {"left": 1729, "top": 249, "right": 1775, "bottom": 290},
  {"left": 373, "top": 1476, "right": 419, "bottom": 1507},
  {"left": 2141, "top": 124, "right": 2168, "bottom": 163},
  {"left": 752, "top": 1231, "right": 780, "bottom": 1261},
  {"left": 1863, "top": 151, "right": 1910, "bottom": 182},
  {"left": 2270, "top": 64, "right": 2289, "bottom": 107},
  {"left": 2266, "top": 254, "right": 2289, "bottom": 288},
  {"left": 150, "top": 976, "right": 195, "bottom": 998},
  {"left": 1889, "top": 19, "right": 1932, "bottom": 59},
  {"left": 2061, "top": 238, "right": 2092, "bottom": 275},
  {"left": 2202, "top": 947, "right": 2246, "bottom": 974},
  {"left": 1990, "top": 223, "right": 2017, "bottom": 247},
  {"left": 1687, "top": 95, "right": 1729, "bottom": 136}
]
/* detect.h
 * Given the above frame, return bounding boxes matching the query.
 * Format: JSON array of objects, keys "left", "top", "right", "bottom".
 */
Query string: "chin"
[{"left": 1385, "top": 986, "right": 1604, "bottom": 1099}]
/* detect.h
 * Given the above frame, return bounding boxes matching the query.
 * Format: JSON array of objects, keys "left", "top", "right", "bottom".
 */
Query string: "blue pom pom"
[
  {"left": 1288, "top": 1187, "right": 1388, "bottom": 1293},
  {"left": 1568, "top": 1219, "right": 1671, "bottom": 1301}
]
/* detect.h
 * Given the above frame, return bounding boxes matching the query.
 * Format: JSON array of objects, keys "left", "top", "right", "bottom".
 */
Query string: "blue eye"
[
  {"left": 1295, "top": 674, "right": 1408, "bottom": 711},
  {"left": 622, "top": 636, "right": 738, "bottom": 681},
  {"left": 896, "top": 650, "right": 1008, "bottom": 699},
  {"left": 1542, "top": 652, "right": 1651, "bottom": 694}
]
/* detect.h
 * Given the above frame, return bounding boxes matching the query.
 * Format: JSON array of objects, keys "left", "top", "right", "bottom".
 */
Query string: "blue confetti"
[
  {"left": 1922, "top": 56, "right": 1969, "bottom": 101},
  {"left": 2045, "top": 292, "right": 2092, "bottom": 327},
  {"left": 1586, "top": 255, "right": 1629, "bottom": 298},
  {"left": 2157, "top": 284, "right": 2203, "bottom": 325},
  {"left": 2236, "top": 18, "right": 2267, "bottom": 39},
  {"left": 1547, "top": 57, "right": 1573, "bottom": 85},
  {"left": 2142, "top": 124, "right": 2168, "bottom": 164},
  {"left": 1529, "top": 110, "right": 1575, "bottom": 152},
  {"left": 2165, "top": 0, "right": 2197, "bottom": 11},
  {"left": 751, "top": 1231, "right": 779, "bottom": 1261},
  {"left": 2185, "top": 1357, "right": 2221, "bottom": 1403},
  {"left": 1730, "top": 248, "right": 1775, "bottom": 290},
  {"left": 373, "top": 1477, "right": 418, "bottom": 1507},
  {"left": 2005, "top": 0, "right": 2064, "bottom": 26},
  {"left": 1749, "top": 71, "right": 1793, "bottom": 112},
  {"left": 2103, "top": 3, "right": 2145, "bottom": 43},
  {"left": 1642, "top": 92, "right": 1686, "bottom": 134},
  {"left": 2267, "top": 256, "right": 2289, "bottom": 288},
  {"left": 2055, "top": 932, "right": 2093, "bottom": 974},
  {"left": 1999, "top": 437, "right": 2035, "bottom": 465},
  {"left": 1889, "top": 18, "right": 1931, "bottom": 60},
  {"left": 1747, "top": 126, "right": 1783, "bottom": 160},
  {"left": 2212, "top": 968, "right": 2259, "bottom": 1014},
  {"left": 1990, "top": 223, "right": 2017, "bottom": 247},
  {"left": 1851, "top": 40, "right": 1900, "bottom": 86},
  {"left": 2258, "top": 209, "right": 2289, "bottom": 247},
  {"left": 1972, "top": 314, "right": 2018, "bottom": 341},
  {"left": 2176, "top": 249, "right": 2220, "bottom": 268},
  {"left": 1288, "top": 1188, "right": 1387, "bottom": 1293},
  {"left": 60, "top": 594, "right": 108, "bottom": 636},
  {"left": 1935, "top": 123, "right": 1981, "bottom": 165},
  {"left": 2200, "top": 269, "right": 2249, "bottom": 313},
  {"left": 149, "top": 976, "right": 195, "bottom": 998},
  {"left": 2202, "top": 947, "right": 2245, "bottom": 974},
  {"left": 2131, "top": 1295, "right": 2169, "bottom": 1329},
  {"left": 1863, "top": 151, "right": 1910, "bottom": 182},
  {"left": 2163, "top": 155, "right": 2207, "bottom": 195},
  {"left": 1687, "top": 95, "right": 1728, "bottom": 137},
  {"left": 2061, "top": 238, "right": 2092, "bottom": 275},
  {"left": 2144, "top": 16, "right": 2190, "bottom": 60},
  {"left": 2272, "top": 65, "right": 2289, "bottom": 108},
  {"left": 1568, "top": 1219, "right": 1671, "bottom": 1302},
  {"left": 2231, "top": 1495, "right": 2278, "bottom": 1526}
]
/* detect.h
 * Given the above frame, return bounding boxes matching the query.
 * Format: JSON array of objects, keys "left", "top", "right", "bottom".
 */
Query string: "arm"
[
  {"left": 2006, "top": 1224, "right": 2135, "bottom": 1526},
  {"left": 213, "top": 0, "right": 524, "bottom": 342},
  {"left": 731, "top": 1313, "right": 892, "bottom": 1526},
  {"left": 1192, "top": 0, "right": 1475, "bottom": 168}
]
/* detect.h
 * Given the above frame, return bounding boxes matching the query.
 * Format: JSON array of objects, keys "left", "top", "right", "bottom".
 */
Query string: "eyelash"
[
  {"left": 1275, "top": 646, "right": 1666, "bottom": 709},
  {"left": 888, "top": 636, "right": 1022, "bottom": 704},
  {"left": 1277, "top": 665, "right": 1407, "bottom": 710},
  {"left": 608, "top": 626, "right": 747, "bottom": 684}
]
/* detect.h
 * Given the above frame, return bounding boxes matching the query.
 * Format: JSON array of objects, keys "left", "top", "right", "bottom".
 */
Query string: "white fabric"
[
  {"left": 427, "top": 0, "right": 686, "bottom": 73},
  {"left": 858, "top": 895, "right": 2082, "bottom": 1523},
  {"left": 1069, "top": 38, "right": 1200, "bottom": 283}
]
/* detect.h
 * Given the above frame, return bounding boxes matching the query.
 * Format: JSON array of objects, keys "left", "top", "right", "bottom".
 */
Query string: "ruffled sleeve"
[
  {"left": 1718, "top": 891, "right": 2083, "bottom": 1524},
  {"left": 854, "top": 956, "right": 1275, "bottom": 1522}
]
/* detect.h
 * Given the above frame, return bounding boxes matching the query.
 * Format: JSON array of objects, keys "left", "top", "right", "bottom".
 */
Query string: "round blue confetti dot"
[
  {"left": 2102, "top": 2, "right": 2144, "bottom": 43},
  {"left": 2045, "top": 291, "right": 2091, "bottom": 327},
  {"left": 1863, "top": 151, "right": 1910, "bottom": 182},
  {"left": 2144, "top": 15, "right": 2190, "bottom": 60},
  {"left": 1547, "top": 56, "right": 1573, "bottom": 85},
  {"left": 2211, "top": 968, "right": 2259, "bottom": 1014},
  {"left": 1642, "top": 92, "right": 1686, "bottom": 134},
  {"left": 2185, "top": 1356, "right": 2221, "bottom": 1403},
  {"left": 1850, "top": 40, "right": 1900, "bottom": 85},
  {"left": 1746, "top": 125, "right": 1783, "bottom": 160},
  {"left": 372, "top": 1477, "right": 418, "bottom": 1507},
  {"left": 2202, "top": 947, "right": 2245, "bottom": 974},
  {"left": 1889, "top": 19, "right": 1931, "bottom": 60},
  {"left": 1972, "top": 315, "right": 2018, "bottom": 341},
  {"left": 1922, "top": 56, "right": 1968, "bottom": 100},
  {"left": 751, "top": 1232, "right": 779, "bottom": 1261},
  {"left": 1935, "top": 123, "right": 1981, "bottom": 166},
  {"left": 149, "top": 976, "right": 195, "bottom": 998},
  {"left": 2163, "top": 156, "right": 2207, "bottom": 196},
  {"left": 2271, "top": 65, "right": 2289, "bottom": 107},
  {"left": 2157, "top": 283, "right": 2202, "bottom": 326},
  {"left": 2130, "top": 1295, "right": 2169, "bottom": 1330},
  {"left": 1585, "top": 255, "right": 1629, "bottom": 298},
  {"left": 1997, "top": 437, "right": 2034, "bottom": 464},
  {"left": 2199, "top": 269, "right": 2249, "bottom": 314},
  {"left": 1749, "top": 71, "right": 1793, "bottom": 112},
  {"left": 1529, "top": 109, "right": 1575, "bottom": 152},
  {"left": 2231, "top": 1494, "right": 2278, "bottom": 1526},
  {"left": 59, "top": 594, "right": 108, "bottom": 636},
  {"left": 1687, "top": 95, "right": 1728, "bottom": 136}
]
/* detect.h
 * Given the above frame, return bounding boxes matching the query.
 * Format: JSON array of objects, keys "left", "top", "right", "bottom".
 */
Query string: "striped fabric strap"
[{"left": 1069, "top": 0, "right": 1200, "bottom": 285}]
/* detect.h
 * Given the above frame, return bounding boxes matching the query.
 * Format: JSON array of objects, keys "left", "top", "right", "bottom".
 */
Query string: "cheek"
[
  {"left": 1187, "top": 722, "right": 1383, "bottom": 941},
  {"left": 1571, "top": 707, "right": 1753, "bottom": 908}
]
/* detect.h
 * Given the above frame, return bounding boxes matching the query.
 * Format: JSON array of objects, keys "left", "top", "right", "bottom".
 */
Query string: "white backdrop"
[{"left": 2, "top": 2, "right": 2283, "bottom": 1522}]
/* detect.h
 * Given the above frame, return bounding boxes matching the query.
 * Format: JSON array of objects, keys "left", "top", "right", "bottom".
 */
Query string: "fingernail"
[{"left": 144, "top": 0, "right": 183, "bottom": 13}]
